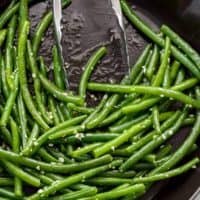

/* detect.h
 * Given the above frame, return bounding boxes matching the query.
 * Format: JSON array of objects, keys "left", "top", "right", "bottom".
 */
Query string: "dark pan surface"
[{"left": 0, "top": 0, "right": 200, "bottom": 199}]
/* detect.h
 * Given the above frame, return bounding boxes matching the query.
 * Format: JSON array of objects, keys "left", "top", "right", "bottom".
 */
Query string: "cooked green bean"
[
  {"left": 0, "top": 71, "right": 18, "bottom": 127},
  {"left": 27, "top": 160, "right": 121, "bottom": 200},
  {"left": 79, "top": 184, "right": 145, "bottom": 200},
  {"left": 88, "top": 83, "right": 200, "bottom": 109},
  {"left": 22, "top": 115, "right": 86, "bottom": 156},
  {"left": 170, "top": 60, "right": 180, "bottom": 83},
  {"left": 163, "top": 65, "right": 170, "bottom": 88},
  {"left": 0, "top": 29, "right": 7, "bottom": 46},
  {"left": 18, "top": 21, "right": 49, "bottom": 130},
  {"left": 120, "top": 0, "right": 200, "bottom": 80},
  {"left": 93, "top": 112, "right": 173, "bottom": 157},
  {"left": 68, "top": 103, "right": 94, "bottom": 115},
  {"left": 39, "top": 73, "right": 84, "bottom": 105},
  {"left": 161, "top": 25, "right": 200, "bottom": 70},
  {"left": 27, "top": 40, "right": 52, "bottom": 125},
  {"left": 0, "top": 178, "right": 13, "bottom": 186},
  {"left": 10, "top": 118, "right": 22, "bottom": 197},
  {"left": 79, "top": 47, "right": 107, "bottom": 100},
  {"left": 152, "top": 106, "right": 161, "bottom": 134},
  {"left": 146, "top": 45, "right": 159, "bottom": 80},
  {"left": 120, "top": 109, "right": 187, "bottom": 171},
  {"left": 133, "top": 158, "right": 199, "bottom": 183},
  {"left": 2, "top": 160, "right": 40, "bottom": 187}
]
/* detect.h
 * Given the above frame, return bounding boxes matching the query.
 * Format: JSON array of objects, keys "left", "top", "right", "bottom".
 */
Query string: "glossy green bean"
[
  {"left": 150, "top": 91, "right": 200, "bottom": 174},
  {"left": 0, "top": 178, "right": 13, "bottom": 186},
  {"left": 79, "top": 46, "right": 107, "bottom": 99},
  {"left": 17, "top": 93, "right": 28, "bottom": 147},
  {"left": 153, "top": 37, "right": 171, "bottom": 86},
  {"left": 70, "top": 143, "right": 102, "bottom": 158},
  {"left": 0, "top": 188, "right": 17, "bottom": 199},
  {"left": 27, "top": 160, "right": 121, "bottom": 200},
  {"left": 152, "top": 106, "right": 161, "bottom": 134},
  {"left": 38, "top": 148, "right": 57, "bottom": 163},
  {"left": 161, "top": 25, "right": 200, "bottom": 70},
  {"left": 18, "top": 21, "right": 49, "bottom": 130},
  {"left": 88, "top": 83, "right": 200, "bottom": 109},
  {"left": 1, "top": 57, "right": 9, "bottom": 98},
  {"left": 0, "top": 148, "right": 112, "bottom": 173},
  {"left": 156, "top": 144, "right": 173, "bottom": 160},
  {"left": 68, "top": 103, "right": 94, "bottom": 115},
  {"left": 0, "top": 29, "right": 7, "bottom": 46},
  {"left": 0, "top": 71, "right": 18, "bottom": 127},
  {"left": 146, "top": 45, "right": 159, "bottom": 80},
  {"left": 120, "top": 0, "right": 200, "bottom": 79},
  {"left": 39, "top": 73, "right": 84, "bottom": 105},
  {"left": 163, "top": 65, "right": 170, "bottom": 88},
  {"left": 27, "top": 40, "right": 52, "bottom": 125},
  {"left": 3, "top": 160, "right": 40, "bottom": 187},
  {"left": 10, "top": 118, "right": 22, "bottom": 197},
  {"left": 50, "top": 187, "right": 98, "bottom": 200},
  {"left": 170, "top": 60, "right": 181, "bottom": 83},
  {"left": 21, "top": 115, "right": 86, "bottom": 156},
  {"left": 79, "top": 184, "right": 145, "bottom": 200},
  {"left": 133, "top": 158, "right": 199, "bottom": 183},
  {"left": 93, "top": 112, "right": 173, "bottom": 157},
  {"left": 109, "top": 113, "right": 149, "bottom": 133},
  {"left": 86, "top": 177, "right": 132, "bottom": 186},
  {"left": 174, "top": 69, "right": 185, "bottom": 85},
  {"left": 120, "top": 109, "right": 187, "bottom": 171}
]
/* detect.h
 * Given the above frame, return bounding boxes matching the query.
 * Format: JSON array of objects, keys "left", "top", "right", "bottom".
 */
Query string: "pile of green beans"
[{"left": 0, "top": 0, "right": 199, "bottom": 199}]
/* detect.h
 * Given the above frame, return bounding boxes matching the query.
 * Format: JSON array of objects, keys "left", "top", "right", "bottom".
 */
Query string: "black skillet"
[{"left": 0, "top": 0, "right": 200, "bottom": 199}]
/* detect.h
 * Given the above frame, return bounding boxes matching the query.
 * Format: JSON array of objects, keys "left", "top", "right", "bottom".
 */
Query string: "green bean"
[
  {"left": 156, "top": 144, "right": 173, "bottom": 160},
  {"left": 86, "top": 177, "right": 133, "bottom": 186},
  {"left": 170, "top": 60, "right": 180, "bottom": 83},
  {"left": 120, "top": 0, "right": 200, "bottom": 80},
  {"left": 0, "top": 29, "right": 7, "bottom": 47},
  {"left": 150, "top": 89, "right": 200, "bottom": 174},
  {"left": 5, "top": 16, "right": 17, "bottom": 89},
  {"left": 120, "top": 109, "right": 187, "bottom": 171},
  {"left": 22, "top": 115, "right": 86, "bottom": 156},
  {"left": 50, "top": 187, "right": 98, "bottom": 200},
  {"left": 133, "top": 163, "right": 155, "bottom": 171},
  {"left": 2, "top": 160, "right": 40, "bottom": 187},
  {"left": 153, "top": 37, "right": 171, "bottom": 86},
  {"left": 18, "top": 21, "right": 49, "bottom": 130},
  {"left": 133, "top": 158, "right": 199, "bottom": 183},
  {"left": 174, "top": 69, "right": 185, "bottom": 85},
  {"left": 26, "top": 160, "right": 121, "bottom": 200},
  {"left": 38, "top": 148, "right": 57, "bottom": 163},
  {"left": 0, "top": 71, "right": 18, "bottom": 127},
  {"left": 79, "top": 47, "right": 107, "bottom": 99},
  {"left": 0, "top": 178, "right": 13, "bottom": 186},
  {"left": 88, "top": 83, "right": 200, "bottom": 109},
  {"left": 163, "top": 65, "right": 170, "bottom": 88},
  {"left": 161, "top": 25, "right": 200, "bottom": 70},
  {"left": 68, "top": 103, "right": 94, "bottom": 114},
  {"left": 17, "top": 93, "right": 28, "bottom": 147},
  {"left": 146, "top": 45, "right": 159, "bottom": 80},
  {"left": 1, "top": 57, "right": 9, "bottom": 99},
  {"left": 0, "top": 1, "right": 19, "bottom": 30},
  {"left": 66, "top": 133, "right": 120, "bottom": 144},
  {"left": 0, "top": 127, "right": 12, "bottom": 146},
  {"left": 0, "top": 188, "right": 17, "bottom": 199},
  {"left": 56, "top": 104, "right": 65, "bottom": 123},
  {"left": 0, "top": 148, "right": 113, "bottom": 173},
  {"left": 32, "top": 0, "right": 71, "bottom": 54},
  {"left": 100, "top": 170, "right": 136, "bottom": 178},
  {"left": 70, "top": 143, "right": 102, "bottom": 158},
  {"left": 52, "top": 45, "right": 65, "bottom": 89},
  {"left": 109, "top": 113, "right": 149, "bottom": 133},
  {"left": 10, "top": 118, "right": 22, "bottom": 197},
  {"left": 79, "top": 184, "right": 145, "bottom": 200},
  {"left": 27, "top": 40, "right": 52, "bottom": 125},
  {"left": 152, "top": 106, "right": 161, "bottom": 134},
  {"left": 93, "top": 112, "right": 173, "bottom": 157},
  {"left": 48, "top": 97, "right": 60, "bottom": 125},
  {"left": 39, "top": 73, "right": 84, "bottom": 105}
]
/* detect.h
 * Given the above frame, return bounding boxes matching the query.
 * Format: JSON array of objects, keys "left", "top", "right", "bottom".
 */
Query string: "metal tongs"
[{"left": 52, "top": 0, "right": 69, "bottom": 88}]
